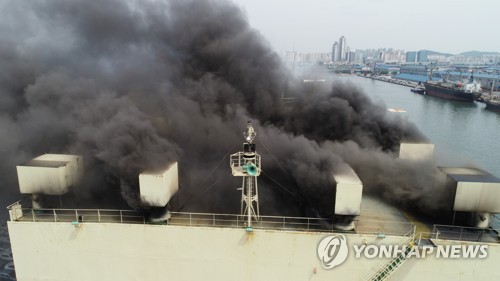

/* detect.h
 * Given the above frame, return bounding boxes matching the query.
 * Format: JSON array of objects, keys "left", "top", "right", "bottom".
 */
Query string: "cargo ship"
[
  {"left": 5, "top": 124, "right": 500, "bottom": 281},
  {"left": 424, "top": 74, "right": 481, "bottom": 102}
]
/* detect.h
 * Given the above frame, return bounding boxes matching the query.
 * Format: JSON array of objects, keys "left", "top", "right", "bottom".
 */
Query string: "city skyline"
[
  {"left": 231, "top": 0, "right": 500, "bottom": 55},
  {"left": 283, "top": 47, "right": 500, "bottom": 65}
]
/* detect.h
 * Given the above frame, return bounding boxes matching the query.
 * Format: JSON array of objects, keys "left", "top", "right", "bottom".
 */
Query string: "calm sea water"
[
  {"left": 0, "top": 222, "right": 14, "bottom": 281},
  {"left": 335, "top": 75, "right": 500, "bottom": 177}
]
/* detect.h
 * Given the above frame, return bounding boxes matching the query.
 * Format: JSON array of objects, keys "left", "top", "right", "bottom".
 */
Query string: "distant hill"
[
  {"left": 417, "top": 50, "right": 500, "bottom": 57},
  {"left": 458, "top": 51, "right": 500, "bottom": 57}
]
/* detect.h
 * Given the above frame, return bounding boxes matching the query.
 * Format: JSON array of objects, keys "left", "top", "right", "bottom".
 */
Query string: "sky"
[{"left": 231, "top": 0, "right": 500, "bottom": 54}]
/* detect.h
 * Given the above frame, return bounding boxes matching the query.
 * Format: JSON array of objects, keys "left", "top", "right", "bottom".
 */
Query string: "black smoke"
[{"left": 0, "top": 0, "right": 453, "bottom": 219}]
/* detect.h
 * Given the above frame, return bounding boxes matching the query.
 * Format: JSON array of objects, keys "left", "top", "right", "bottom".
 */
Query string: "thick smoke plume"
[{"left": 0, "top": 0, "right": 453, "bottom": 218}]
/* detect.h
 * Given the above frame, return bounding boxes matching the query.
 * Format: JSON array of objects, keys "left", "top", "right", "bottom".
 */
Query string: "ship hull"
[
  {"left": 485, "top": 101, "right": 500, "bottom": 112},
  {"left": 7, "top": 221, "right": 409, "bottom": 281},
  {"left": 8, "top": 220, "right": 500, "bottom": 281},
  {"left": 424, "top": 83, "right": 475, "bottom": 102}
]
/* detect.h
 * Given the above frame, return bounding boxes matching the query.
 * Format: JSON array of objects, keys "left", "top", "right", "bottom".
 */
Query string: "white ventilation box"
[
  {"left": 399, "top": 143, "right": 435, "bottom": 161},
  {"left": 16, "top": 154, "right": 83, "bottom": 195},
  {"left": 333, "top": 167, "right": 363, "bottom": 216},
  {"left": 139, "top": 162, "right": 179, "bottom": 207},
  {"left": 441, "top": 167, "right": 500, "bottom": 213}
]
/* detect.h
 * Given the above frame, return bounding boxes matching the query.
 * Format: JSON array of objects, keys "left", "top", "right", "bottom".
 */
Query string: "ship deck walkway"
[
  {"left": 7, "top": 198, "right": 415, "bottom": 237},
  {"left": 8, "top": 197, "right": 499, "bottom": 243}
]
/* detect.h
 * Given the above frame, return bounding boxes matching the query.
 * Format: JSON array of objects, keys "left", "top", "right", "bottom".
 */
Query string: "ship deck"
[
  {"left": 7, "top": 195, "right": 415, "bottom": 237},
  {"left": 165, "top": 195, "right": 414, "bottom": 236},
  {"left": 7, "top": 196, "right": 500, "bottom": 243}
]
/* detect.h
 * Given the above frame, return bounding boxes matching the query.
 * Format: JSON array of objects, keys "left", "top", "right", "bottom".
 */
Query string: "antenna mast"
[{"left": 230, "top": 121, "right": 261, "bottom": 227}]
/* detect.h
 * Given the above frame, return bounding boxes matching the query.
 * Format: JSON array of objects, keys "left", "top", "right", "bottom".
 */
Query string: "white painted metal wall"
[
  {"left": 334, "top": 167, "right": 363, "bottom": 215},
  {"left": 8, "top": 221, "right": 500, "bottom": 281},
  {"left": 16, "top": 154, "right": 82, "bottom": 195},
  {"left": 139, "top": 162, "right": 179, "bottom": 207},
  {"left": 454, "top": 182, "right": 500, "bottom": 213},
  {"left": 8, "top": 222, "right": 405, "bottom": 281},
  {"left": 399, "top": 143, "right": 435, "bottom": 161},
  {"left": 389, "top": 240, "right": 500, "bottom": 281}
]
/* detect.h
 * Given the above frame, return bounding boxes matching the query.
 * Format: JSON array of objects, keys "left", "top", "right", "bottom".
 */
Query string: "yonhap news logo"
[
  {"left": 317, "top": 234, "right": 349, "bottom": 269},
  {"left": 317, "top": 235, "right": 489, "bottom": 270}
]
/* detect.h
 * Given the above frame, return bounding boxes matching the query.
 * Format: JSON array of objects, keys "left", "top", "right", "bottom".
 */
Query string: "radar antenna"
[{"left": 230, "top": 121, "right": 261, "bottom": 227}]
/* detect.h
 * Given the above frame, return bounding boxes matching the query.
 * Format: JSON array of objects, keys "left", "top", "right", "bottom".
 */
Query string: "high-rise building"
[
  {"left": 406, "top": 51, "right": 417, "bottom": 63},
  {"left": 355, "top": 52, "right": 364, "bottom": 63},
  {"left": 417, "top": 50, "right": 428, "bottom": 63},
  {"left": 338, "top": 36, "right": 346, "bottom": 61},
  {"left": 331, "top": 42, "right": 338, "bottom": 62},
  {"left": 348, "top": 50, "right": 356, "bottom": 63}
]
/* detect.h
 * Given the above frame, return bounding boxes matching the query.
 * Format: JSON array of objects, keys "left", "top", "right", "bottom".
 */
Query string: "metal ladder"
[{"left": 366, "top": 240, "right": 414, "bottom": 281}]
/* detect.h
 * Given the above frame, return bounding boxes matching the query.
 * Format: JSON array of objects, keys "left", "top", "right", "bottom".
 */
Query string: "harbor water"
[
  {"left": 0, "top": 222, "right": 14, "bottom": 281},
  {"left": 335, "top": 75, "right": 500, "bottom": 177},
  {"left": 334, "top": 74, "right": 500, "bottom": 230}
]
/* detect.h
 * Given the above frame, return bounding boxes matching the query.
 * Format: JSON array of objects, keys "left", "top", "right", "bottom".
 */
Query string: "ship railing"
[
  {"left": 432, "top": 224, "right": 500, "bottom": 244},
  {"left": 168, "top": 213, "right": 338, "bottom": 232},
  {"left": 414, "top": 232, "right": 440, "bottom": 246},
  {"left": 167, "top": 212, "right": 415, "bottom": 236},
  {"left": 6, "top": 204, "right": 146, "bottom": 225},
  {"left": 6, "top": 203, "right": 415, "bottom": 236},
  {"left": 355, "top": 219, "right": 415, "bottom": 237}
]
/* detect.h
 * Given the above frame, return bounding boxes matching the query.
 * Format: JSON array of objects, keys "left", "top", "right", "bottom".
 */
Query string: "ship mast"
[{"left": 230, "top": 121, "right": 261, "bottom": 227}]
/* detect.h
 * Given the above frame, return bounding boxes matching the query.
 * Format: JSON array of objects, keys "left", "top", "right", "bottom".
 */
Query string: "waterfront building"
[
  {"left": 417, "top": 50, "right": 428, "bottom": 63},
  {"left": 374, "top": 64, "right": 400, "bottom": 75},
  {"left": 400, "top": 65, "right": 428, "bottom": 76},
  {"left": 348, "top": 50, "right": 356, "bottom": 63},
  {"left": 406, "top": 51, "right": 417, "bottom": 63},
  {"left": 355, "top": 52, "right": 364, "bottom": 63}
]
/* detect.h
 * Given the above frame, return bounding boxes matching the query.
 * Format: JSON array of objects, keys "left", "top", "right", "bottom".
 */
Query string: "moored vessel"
[
  {"left": 424, "top": 74, "right": 481, "bottom": 102},
  {"left": 410, "top": 86, "right": 425, "bottom": 94},
  {"left": 485, "top": 98, "right": 500, "bottom": 112}
]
